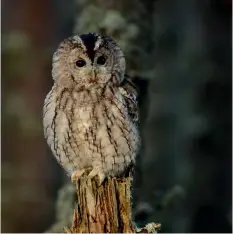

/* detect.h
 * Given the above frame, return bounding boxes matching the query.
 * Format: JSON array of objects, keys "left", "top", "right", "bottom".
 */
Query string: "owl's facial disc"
[{"left": 52, "top": 33, "right": 125, "bottom": 88}]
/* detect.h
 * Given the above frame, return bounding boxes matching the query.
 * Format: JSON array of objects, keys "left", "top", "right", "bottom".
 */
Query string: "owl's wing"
[{"left": 119, "top": 75, "right": 139, "bottom": 126}]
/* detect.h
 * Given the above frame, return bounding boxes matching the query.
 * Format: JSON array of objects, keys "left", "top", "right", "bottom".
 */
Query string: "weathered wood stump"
[{"left": 64, "top": 175, "right": 160, "bottom": 233}]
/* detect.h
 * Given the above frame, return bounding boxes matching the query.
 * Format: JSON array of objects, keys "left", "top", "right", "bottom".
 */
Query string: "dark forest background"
[{"left": 2, "top": 0, "right": 232, "bottom": 233}]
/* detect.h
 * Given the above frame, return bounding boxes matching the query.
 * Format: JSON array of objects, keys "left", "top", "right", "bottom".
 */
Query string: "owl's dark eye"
[
  {"left": 75, "top": 59, "right": 86, "bottom": 67},
  {"left": 97, "top": 56, "right": 106, "bottom": 65}
]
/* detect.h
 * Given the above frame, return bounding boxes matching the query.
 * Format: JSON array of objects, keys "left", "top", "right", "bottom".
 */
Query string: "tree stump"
[{"left": 64, "top": 175, "right": 160, "bottom": 233}]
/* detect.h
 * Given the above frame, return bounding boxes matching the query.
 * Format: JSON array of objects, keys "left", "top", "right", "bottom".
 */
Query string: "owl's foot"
[
  {"left": 87, "top": 167, "right": 106, "bottom": 186},
  {"left": 71, "top": 169, "right": 86, "bottom": 183}
]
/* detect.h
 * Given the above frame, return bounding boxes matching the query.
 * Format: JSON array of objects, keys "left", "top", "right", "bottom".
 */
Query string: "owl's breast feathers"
[{"left": 43, "top": 78, "right": 140, "bottom": 177}]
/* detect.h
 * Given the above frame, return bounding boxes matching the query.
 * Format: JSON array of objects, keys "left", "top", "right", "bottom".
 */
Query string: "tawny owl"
[{"left": 43, "top": 33, "right": 140, "bottom": 184}]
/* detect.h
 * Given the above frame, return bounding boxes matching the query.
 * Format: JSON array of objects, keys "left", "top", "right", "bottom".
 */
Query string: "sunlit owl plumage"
[{"left": 43, "top": 33, "right": 140, "bottom": 184}]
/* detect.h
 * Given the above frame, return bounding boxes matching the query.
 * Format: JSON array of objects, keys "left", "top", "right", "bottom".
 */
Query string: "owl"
[{"left": 43, "top": 33, "right": 140, "bottom": 184}]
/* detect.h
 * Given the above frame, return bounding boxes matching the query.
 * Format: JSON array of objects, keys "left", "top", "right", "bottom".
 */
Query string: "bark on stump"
[{"left": 64, "top": 176, "right": 160, "bottom": 233}]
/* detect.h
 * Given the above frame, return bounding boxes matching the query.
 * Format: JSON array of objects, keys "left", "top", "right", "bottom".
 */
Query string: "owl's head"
[{"left": 52, "top": 33, "right": 126, "bottom": 89}]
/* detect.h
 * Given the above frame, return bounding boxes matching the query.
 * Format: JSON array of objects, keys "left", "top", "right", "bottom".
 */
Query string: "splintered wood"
[{"left": 64, "top": 176, "right": 160, "bottom": 233}]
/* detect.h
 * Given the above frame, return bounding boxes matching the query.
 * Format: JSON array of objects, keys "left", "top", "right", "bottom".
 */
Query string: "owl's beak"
[{"left": 88, "top": 69, "right": 98, "bottom": 84}]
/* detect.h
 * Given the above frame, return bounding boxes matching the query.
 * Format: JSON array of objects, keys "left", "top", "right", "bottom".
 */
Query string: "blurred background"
[{"left": 2, "top": 0, "right": 232, "bottom": 233}]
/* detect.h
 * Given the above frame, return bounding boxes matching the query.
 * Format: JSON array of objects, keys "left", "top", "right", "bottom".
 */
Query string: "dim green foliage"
[
  {"left": 3, "top": 32, "right": 35, "bottom": 78},
  {"left": 73, "top": 0, "right": 145, "bottom": 77},
  {"left": 2, "top": 32, "right": 51, "bottom": 136},
  {"left": 5, "top": 93, "right": 42, "bottom": 136},
  {"left": 46, "top": 183, "right": 76, "bottom": 233}
]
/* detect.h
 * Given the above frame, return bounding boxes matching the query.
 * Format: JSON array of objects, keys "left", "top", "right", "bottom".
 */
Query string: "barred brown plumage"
[{"left": 43, "top": 33, "right": 140, "bottom": 184}]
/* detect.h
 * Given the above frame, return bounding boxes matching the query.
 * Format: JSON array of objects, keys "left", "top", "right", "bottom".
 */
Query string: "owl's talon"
[
  {"left": 87, "top": 168, "right": 106, "bottom": 186},
  {"left": 71, "top": 169, "right": 86, "bottom": 183}
]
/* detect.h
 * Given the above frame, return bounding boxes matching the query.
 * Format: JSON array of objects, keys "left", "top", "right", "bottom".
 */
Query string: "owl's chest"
[
  {"left": 68, "top": 100, "right": 134, "bottom": 165},
  {"left": 70, "top": 100, "right": 127, "bottom": 142}
]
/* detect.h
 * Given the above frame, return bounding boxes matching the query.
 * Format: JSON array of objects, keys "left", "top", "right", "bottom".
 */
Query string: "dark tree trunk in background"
[
  {"left": 2, "top": 0, "right": 63, "bottom": 232},
  {"left": 134, "top": 0, "right": 232, "bottom": 232}
]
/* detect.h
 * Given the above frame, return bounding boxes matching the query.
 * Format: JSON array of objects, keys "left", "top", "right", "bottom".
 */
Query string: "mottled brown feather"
[{"left": 43, "top": 33, "right": 140, "bottom": 182}]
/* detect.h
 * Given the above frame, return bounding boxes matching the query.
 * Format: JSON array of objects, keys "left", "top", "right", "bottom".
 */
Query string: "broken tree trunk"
[{"left": 64, "top": 175, "right": 160, "bottom": 233}]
